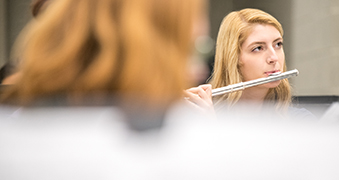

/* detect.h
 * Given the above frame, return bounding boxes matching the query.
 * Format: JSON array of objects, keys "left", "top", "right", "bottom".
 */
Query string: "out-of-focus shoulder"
[
  {"left": 320, "top": 102, "right": 339, "bottom": 123},
  {"left": 288, "top": 106, "right": 318, "bottom": 121}
]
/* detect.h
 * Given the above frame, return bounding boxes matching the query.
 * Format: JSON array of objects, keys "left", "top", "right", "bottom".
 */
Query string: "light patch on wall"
[
  {"left": 330, "top": 6, "right": 339, "bottom": 15},
  {"left": 330, "top": 46, "right": 339, "bottom": 57}
]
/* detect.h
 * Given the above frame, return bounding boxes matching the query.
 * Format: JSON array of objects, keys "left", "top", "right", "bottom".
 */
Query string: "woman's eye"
[
  {"left": 252, "top": 46, "right": 263, "bottom": 52},
  {"left": 275, "top": 41, "right": 283, "bottom": 48}
]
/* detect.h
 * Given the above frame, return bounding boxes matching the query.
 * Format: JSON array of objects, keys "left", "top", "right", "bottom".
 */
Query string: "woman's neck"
[{"left": 239, "top": 87, "right": 269, "bottom": 106}]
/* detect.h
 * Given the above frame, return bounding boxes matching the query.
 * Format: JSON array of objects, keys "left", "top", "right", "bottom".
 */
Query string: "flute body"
[{"left": 212, "top": 69, "right": 299, "bottom": 97}]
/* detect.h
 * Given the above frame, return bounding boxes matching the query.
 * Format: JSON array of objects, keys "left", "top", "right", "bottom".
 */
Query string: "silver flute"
[{"left": 212, "top": 69, "right": 299, "bottom": 97}]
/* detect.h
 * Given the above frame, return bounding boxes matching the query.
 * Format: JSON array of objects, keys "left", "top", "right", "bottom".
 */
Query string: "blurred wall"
[
  {"left": 0, "top": 0, "right": 32, "bottom": 66},
  {"left": 290, "top": 0, "right": 339, "bottom": 96},
  {"left": 0, "top": 0, "right": 7, "bottom": 67},
  {"left": 209, "top": 0, "right": 233, "bottom": 41}
]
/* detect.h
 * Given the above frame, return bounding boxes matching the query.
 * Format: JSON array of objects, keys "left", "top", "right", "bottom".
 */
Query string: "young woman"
[
  {"left": 211, "top": 8, "right": 290, "bottom": 111},
  {"left": 187, "top": 8, "right": 315, "bottom": 119}
]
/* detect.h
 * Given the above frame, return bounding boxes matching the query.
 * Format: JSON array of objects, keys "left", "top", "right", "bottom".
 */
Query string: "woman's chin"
[{"left": 264, "top": 80, "right": 281, "bottom": 89}]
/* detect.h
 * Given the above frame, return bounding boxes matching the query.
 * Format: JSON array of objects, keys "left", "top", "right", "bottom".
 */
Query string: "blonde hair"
[
  {"left": 210, "top": 8, "right": 291, "bottom": 111},
  {"left": 2, "top": 0, "right": 205, "bottom": 106}
]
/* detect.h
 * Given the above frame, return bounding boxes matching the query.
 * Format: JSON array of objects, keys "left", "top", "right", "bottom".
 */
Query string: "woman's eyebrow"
[
  {"left": 247, "top": 37, "right": 283, "bottom": 47},
  {"left": 273, "top": 37, "right": 283, "bottom": 43},
  {"left": 247, "top": 41, "right": 265, "bottom": 48}
]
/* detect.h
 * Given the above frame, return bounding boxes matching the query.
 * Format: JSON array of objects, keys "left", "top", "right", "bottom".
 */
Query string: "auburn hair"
[{"left": 2, "top": 0, "right": 206, "bottom": 106}]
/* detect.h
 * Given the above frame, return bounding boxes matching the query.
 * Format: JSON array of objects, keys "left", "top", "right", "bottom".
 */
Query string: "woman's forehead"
[{"left": 243, "top": 24, "right": 282, "bottom": 45}]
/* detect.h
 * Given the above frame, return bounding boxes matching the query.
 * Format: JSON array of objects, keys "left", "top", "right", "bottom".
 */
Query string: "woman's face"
[{"left": 239, "top": 24, "right": 284, "bottom": 89}]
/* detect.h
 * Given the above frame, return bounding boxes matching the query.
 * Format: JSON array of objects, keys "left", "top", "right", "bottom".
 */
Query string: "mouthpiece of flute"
[
  {"left": 269, "top": 72, "right": 282, "bottom": 76},
  {"left": 269, "top": 69, "right": 299, "bottom": 76}
]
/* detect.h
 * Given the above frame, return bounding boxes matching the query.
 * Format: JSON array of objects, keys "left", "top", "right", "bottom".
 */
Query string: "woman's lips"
[{"left": 265, "top": 70, "right": 281, "bottom": 76}]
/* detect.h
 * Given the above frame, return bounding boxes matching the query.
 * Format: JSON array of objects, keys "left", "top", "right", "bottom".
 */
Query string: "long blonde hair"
[
  {"left": 1, "top": 0, "right": 205, "bottom": 106},
  {"left": 210, "top": 8, "right": 291, "bottom": 111}
]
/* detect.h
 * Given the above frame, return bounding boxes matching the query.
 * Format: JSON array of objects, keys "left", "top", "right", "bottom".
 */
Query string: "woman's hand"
[{"left": 184, "top": 84, "right": 214, "bottom": 114}]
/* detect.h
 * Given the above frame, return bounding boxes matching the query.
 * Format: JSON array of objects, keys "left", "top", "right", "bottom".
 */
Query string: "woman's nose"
[{"left": 266, "top": 48, "right": 278, "bottom": 64}]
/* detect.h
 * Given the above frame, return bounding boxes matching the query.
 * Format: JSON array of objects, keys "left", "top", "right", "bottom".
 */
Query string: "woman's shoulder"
[{"left": 288, "top": 106, "right": 318, "bottom": 121}]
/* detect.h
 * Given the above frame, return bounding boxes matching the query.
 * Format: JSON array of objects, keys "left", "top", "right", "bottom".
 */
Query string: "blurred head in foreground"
[
  {"left": 1, "top": 0, "right": 207, "bottom": 108},
  {"left": 210, "top": 8, "right": 291, "bottom": 111}
]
